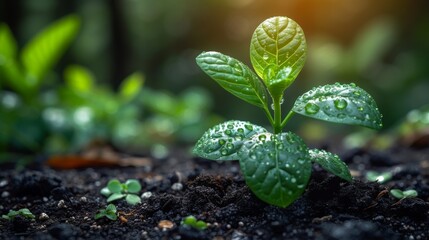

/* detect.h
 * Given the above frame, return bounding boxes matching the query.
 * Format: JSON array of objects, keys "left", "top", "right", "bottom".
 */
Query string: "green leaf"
[
  {"left": 105, "top": 212, "right": 118, "bottom": 221},
  {"left": 196, "top": 51, "right": 269, "bottom": 108},
  {"left": 21, "top": 15, "right": 80, "bottom": 84},
  {"left": 250, "top": 16, "right": 307, "bottom": 98},
  {"left": 119, "top": 72, "right": 144, "bottom": 101},
  {"left": 390, "top": 189, "right": 404, "bottom": 199},
  {"left": 193, "top": 120, "right": 268, "bottom": 161},
  {"left": 403, "top": 190, "right": 418, "bottom": 198},
  {"left": 64, "top": 65, "right": 94, "bottom": 93},
  {"left": 100, "top": 187, "right": 111, "bottom": 197},
  {"left": 94, "top": 212, "right": 105, "bottom": 220},
  {"left": 0, "top": 23, "right": 17, "bottom": 60},
  {"left": 292, "top": 83, "right": 383, "bottom": 129},
  {"left": 106, "top": 204, "right": 117, "bottom": 212},
  {"left": 183, "top": 216, "right": 197, "bottom": 225},
  {"left": 309, "top": 149, "right": 352, "bottom": 182},
  {"left": 125, "top": 179, "right": 141, "bottom": 193},
  {"left": 195, "top": 221, "right": 208, "bottom": 230},
  {"left": 107, "top": 179, "right": 123, "bottom": 193},
  {"left": 238, "top": 132, "right": 311, "bottom": 207},
  {"left": 107, "top": 193, "right": 126, "bottom": 202},
  {"left": 125, "top": 194, "right": 141, "bottom": 205},
  {"left": 0, "top": 24, "right": 27, "bottom": 95}
]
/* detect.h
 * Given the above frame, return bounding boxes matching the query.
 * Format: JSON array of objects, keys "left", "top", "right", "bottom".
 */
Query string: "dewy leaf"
[
  {"left": 292, "top": 83, "right": 383, "bottom": 129},
  {"left": 21, "top": 15, "right": 80, "bottom": 83},
  {"left": 238, "top": 132, "right": 311, "bottom": 207},
  {"left": 196, "top": 51, "right": 269, "bottom": 109},
  {"left": 250, "top": 16, "right": 307, "bottom": 98},
  {"left": 193, "top": 120, "right": 268, "bottom": 161},
  {"left": 309, "top": 149, "right": 352, "bottom": 182}
]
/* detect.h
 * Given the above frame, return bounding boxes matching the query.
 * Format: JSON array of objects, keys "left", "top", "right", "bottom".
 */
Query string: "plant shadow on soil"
[{"left": 0, "top": 145, "right": 428, "bottom": 240}]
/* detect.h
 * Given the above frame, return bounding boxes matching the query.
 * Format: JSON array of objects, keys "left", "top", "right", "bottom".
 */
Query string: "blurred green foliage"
[{"left": 0, "top": 15, "right": 219, "bottom": 165}]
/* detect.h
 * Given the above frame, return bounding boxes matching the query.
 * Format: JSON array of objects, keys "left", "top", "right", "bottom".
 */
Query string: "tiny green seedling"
[
  {"left": 181, "top": 215, "right": 207, "bottom": 230},
  {"left": 101, "top": 179, "right": 142, "bottom": 205},
  {"left": 390, "top": 189, "right": 418, "bottom": 200},
  {"left": 2, "top": 208, "right": 35, "bottom": 221},
  {"left": 366, "top": 171, "right": 392, "bottom": 184},
  {"left": 194, "top": 16, "right": 383, "bottom": 207},
  {"left": 95, "top": 204, "right": 117, "bottom": 221}
]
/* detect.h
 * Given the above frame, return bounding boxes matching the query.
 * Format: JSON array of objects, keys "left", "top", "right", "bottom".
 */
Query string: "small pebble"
[
  {"left": 0, "top": 180, "right": 8, "bottom": 187},
  {"left": 43, "top": 197, "right": 48, "bottom": 202},
  {"left": 158, "top": 220, "right": 174, "bottom": 230},
  {"left": 226, "top": 224, "right": 231, "bottom": 229},
  {"left": 1, "top": 191, "right": 10, "bottom": 198},
  {"left": 39, "top": 213, "right": 49, "bottom": 221},
  {"left": 171, "top": 183, "right": 183, "bottom": 191},
  {"left": 80, "top": 196, "right": 87, "bottom": 202},
  {"left": 141, "top": 191, "right": 153, "bottom": 199},
  {"left": 238, "top": 221, "right": 244, "bottom": 227},
  {"left": 58, "top": 199, "right": 66, "bottom": 208}
]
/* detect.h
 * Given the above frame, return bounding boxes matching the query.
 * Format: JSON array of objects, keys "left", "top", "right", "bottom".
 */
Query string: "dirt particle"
[{"left": 158, "top": 220, "right": 174, "bottom": 230}]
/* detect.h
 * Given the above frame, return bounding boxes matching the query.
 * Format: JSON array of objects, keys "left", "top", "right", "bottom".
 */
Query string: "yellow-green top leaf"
[{"left": 250, "top": 16, "right": 306, "bottom": 98}]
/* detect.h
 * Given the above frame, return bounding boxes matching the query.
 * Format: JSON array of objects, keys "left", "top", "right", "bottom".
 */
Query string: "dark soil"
[{"left": 1, "top": 145, "right": 428, "bottom": 240}]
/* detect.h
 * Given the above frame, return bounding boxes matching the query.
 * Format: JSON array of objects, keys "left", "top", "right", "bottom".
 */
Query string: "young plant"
[
  {"left": 94, "top": 204, "right": 118, "bottom": 221},
  {"left": 366, "top": 170, "right": 392, "bottom": 184},
  {"left": 390, "top": 189, "right": 418, "bottom": 200},
  {"left": 193, "top": 16, "right": 383, "bottom": 207},
  {"left": 101, "top": 179, "right": 142, "bottom": 205},
  {"left": 2, "top": 208, "right": 35, "bottom": 221},
  {"left": 181, "top": 215, "right": 207, "bottom": 230}
]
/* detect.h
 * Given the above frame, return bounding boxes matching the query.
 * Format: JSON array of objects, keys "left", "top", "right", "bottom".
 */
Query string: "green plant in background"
[
  {"left": 365, "top": 170, "right": 393, "bottom": 184},
  {"left": 181, "top": 215, "right": 207, "bottom": 230},
  {"left": 44, "top": 64, "right": 144, "bottom": 153},
  {"left": 193, "top": 16, "right": 383, "bottom": 207},
  {"left": 2, "top": 208, "right": 35, "bottom": 221},
  {"left": 390, "top": 189, "right": 418, "bottom": 200},
  {"left": 94, "top": 204, "right": 118, "bottom": 221},
  {"left": 101, "top": 179, "right": 142, "bottom": 205},
  {"left": 0, "top": 15, "right": 80, "bottom": 160},
  {"left": 0, "top": 15, "right": 79, "bottom": 101}
]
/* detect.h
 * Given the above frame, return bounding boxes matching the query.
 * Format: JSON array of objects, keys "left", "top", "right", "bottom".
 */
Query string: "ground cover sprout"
[
  {"left": 94, "top": 204, "right": 117, "bottom": 221},
  {"left": 101, "top": 179, "right": 142, "bottom": 205},
  {"left": 2, "top": 208, "right": 35, "bottom": 221}
]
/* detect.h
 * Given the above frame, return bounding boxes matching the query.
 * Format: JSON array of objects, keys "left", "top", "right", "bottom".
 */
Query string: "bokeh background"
[{"left": 1, "top": 0, "right": 429, "bottom": 161}]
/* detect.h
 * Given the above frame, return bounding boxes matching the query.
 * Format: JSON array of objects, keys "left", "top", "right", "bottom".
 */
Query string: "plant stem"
[
  {"left": 273, "top": 99, "right": 282, "bottom": 134},
  {"left": 281, "top": 110, "right": 295, "bottom": 129}
]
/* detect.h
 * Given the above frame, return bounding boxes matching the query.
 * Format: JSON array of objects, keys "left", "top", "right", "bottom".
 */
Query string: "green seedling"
[
  {"left": 390, "top": 189, "right": 418, "bottom": 200},
  {"left": 101, "top": 179, "right": 142, "bottom": 205},
  {"left": 94, "top": 204, "right": 117, "bottom": 221},
  {"left": 2, "top": 208, "right": 35, "bottom": 221},
  {"left": 366, "top": 171, "right": 393, "bottom": 184},
  {"left": 181, "top": 215, "right": 207, "bottom": 230},
  {"left": 193, "top": 16, "right": 383, "bottom": 207}
]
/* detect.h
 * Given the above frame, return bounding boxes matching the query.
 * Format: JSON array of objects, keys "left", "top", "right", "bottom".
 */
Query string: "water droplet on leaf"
[
  {"left": 334, "top": 99, "right": 347, "bottom": 110},
  {"left": 305, "top": 103, "right": 320, "bottom": 114}
]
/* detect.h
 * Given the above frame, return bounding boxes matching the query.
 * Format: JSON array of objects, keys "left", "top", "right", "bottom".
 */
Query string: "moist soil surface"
[{"left": 1, "top": 145, "right": 429, "bottom": 240}]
